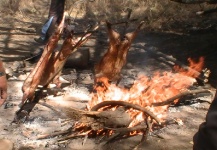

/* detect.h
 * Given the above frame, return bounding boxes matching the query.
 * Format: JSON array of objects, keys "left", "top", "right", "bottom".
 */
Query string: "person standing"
[
  {"left": 193, "top": 92, "right": 217, "bottom": 149},
  {"left": 0, "top": 59, "right": 7, "bottom": 106},
  {"left": 35, "top": 0, "right": 66, "bottom": 44}
]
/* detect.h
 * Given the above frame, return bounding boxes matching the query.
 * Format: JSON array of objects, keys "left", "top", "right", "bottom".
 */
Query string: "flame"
[
  {"left": 87, "top": 57, "right": 204, "bottom": 129},
  {"left": 174, "top": 57, "right": 204, "bottom": 78}
]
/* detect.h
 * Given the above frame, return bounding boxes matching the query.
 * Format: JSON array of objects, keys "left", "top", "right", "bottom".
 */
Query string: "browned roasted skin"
[
  {"left": 0, "top": 60, "right": 7, "bottom": 106},
  {"left": 40, "top": 27, "right": 98, "bottom": 88},
  {"left": 94, "top": 21, "right": 144, "bottom": 85},
  {"left": 21, "top": 13, "right": 66, "bottom": 104}
]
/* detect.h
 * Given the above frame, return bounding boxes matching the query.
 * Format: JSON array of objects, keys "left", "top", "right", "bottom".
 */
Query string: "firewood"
[
  {"left": 33, "top": 100, "right": 158, "bottom": 139},
  {"left": 152, "top": 88, "right": 212, "bottom": 106},
  {"left": 37, "top": 101, "right": 66, "bottom": 117},
  {"left": 196, "top": 8, "right": 217, "bottom": 15},
  {"left": 37, "top": 127, "right": 73, "bottom": 140},
  {"left": 105, "top": 125, "right": 147, "bottom": 133},
  {"left": 91, "top": 100, "right": 161, "bottom": 124},
  {"left": 103, "top": 122, "right": 149, "bottom": 145},
  {"left": 64, "top": 106, "right": 132, "bottom": 130},
  {"left": 57, "top": 132, "right": 87, "bottom": 142}
]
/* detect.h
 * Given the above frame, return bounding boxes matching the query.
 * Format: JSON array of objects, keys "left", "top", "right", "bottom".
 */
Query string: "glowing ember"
[{"left": 88, "top": 57, "right": 205, "bottom": 128}]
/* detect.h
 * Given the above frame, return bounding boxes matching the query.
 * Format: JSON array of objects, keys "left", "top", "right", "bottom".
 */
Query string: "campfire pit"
[
  {"left": 5, "top": 14, "right": 214, "bottom": 149},
  {"left": 28, "top": 72, "right": 212, "bottom": 150},
  {"left": 27, "top": 56, "right": 212, "bottom": 149}
]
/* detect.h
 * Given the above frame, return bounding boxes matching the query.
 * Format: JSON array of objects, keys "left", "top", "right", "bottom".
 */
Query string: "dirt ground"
[{"left": 0, "top": 3, "right": 217, "bottom": 150}]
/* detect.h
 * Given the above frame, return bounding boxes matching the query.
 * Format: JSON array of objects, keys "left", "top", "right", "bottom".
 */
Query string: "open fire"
[
  {"left": 12, "top": 14, "right": 212, "bottom": 146},
  {"left": 66, "top": 56, "right": 209, "bottom": 139}
]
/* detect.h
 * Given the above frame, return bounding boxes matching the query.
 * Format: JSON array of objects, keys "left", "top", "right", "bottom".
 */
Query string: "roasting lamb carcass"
[{"left": 94, "top": 21, "right": 144, "bottom": 87}]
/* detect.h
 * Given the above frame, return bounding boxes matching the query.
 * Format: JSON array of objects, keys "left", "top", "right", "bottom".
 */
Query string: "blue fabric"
[{"left": 41, "top": 16, "right": 54, "bottom": 40}]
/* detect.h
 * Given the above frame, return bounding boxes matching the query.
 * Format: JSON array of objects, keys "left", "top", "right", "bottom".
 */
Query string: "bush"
[{"left": 0, "top": 0, "right": 216, "bottom": 31}]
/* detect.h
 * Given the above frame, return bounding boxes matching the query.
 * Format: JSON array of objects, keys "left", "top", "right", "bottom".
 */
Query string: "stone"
[{"left": 0, "top": 139, "right": 13, "bottom": 150}]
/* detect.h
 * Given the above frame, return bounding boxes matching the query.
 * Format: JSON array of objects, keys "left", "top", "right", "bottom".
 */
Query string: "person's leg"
[
  {"left": 45, "top": 16, "right": 57, "bottom": 41},
  {"left": 35, "top": 16, "right": 54, "bottom": 44},
  {"left": 41, "top": 16, "right": 54, "bottom": 40},
  {"left": 193, "top": 94, "right": 217, "bottom": 150},
  {"left": 46, "top": 0, "right": 65, "bottom": 39},
  {"left": 48, "top": 0, "right": 65, "bottom": 24},
  {"left": 35, "top": 0, "right": 65, "bottom": 44}
]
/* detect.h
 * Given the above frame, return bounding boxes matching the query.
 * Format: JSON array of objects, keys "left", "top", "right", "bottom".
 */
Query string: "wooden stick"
[
  {"left": 104, "top": 124, "right": 147, "bottom": 145},
  {"left": 57, "top": 132, "right": 89, "bottom": 142},
  {"left": 152, "top": 89, "right": 212, "bottom": 106},
  {"left": 37, "top": 101, "right": 66, "bottom": 117},
  {"left": 91, "top": 101, "right": 161, "bottom": 124},
  {"left": 37, "top": 127, "right": 73, "bottom": 140},
  {"left": 110, "top": 19, "right": 138, "bottom": 26},
  {"left": 103, "top": 132, "right": 122, "bottom": 145},
  {"left": 104, "top": 125, "right": 147, "bottom": 133},
  {"left": 196, "top": 8, "right": 217, "bottom": 15}
]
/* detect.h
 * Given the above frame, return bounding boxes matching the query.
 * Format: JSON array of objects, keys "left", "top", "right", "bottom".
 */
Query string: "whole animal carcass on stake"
[
  {"left": 94, "top": 21, "right": 144, "bottom": 90},
  {"left": 21, "top": 13, "right": 66, "bottom": 105},
  {"left": 21, "top": 12, "right": 98, "bottom": 105}
]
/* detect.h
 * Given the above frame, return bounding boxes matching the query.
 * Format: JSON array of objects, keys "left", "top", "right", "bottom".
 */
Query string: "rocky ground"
[{"left": 0, "top": 6, "right": 217, "bottom": 150}]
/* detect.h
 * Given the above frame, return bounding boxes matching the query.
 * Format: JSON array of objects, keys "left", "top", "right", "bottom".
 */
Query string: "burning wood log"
[
  {"left": 152, "top": 88, "right": 213, "bottom": 106},
  {"left": 63, "top": 106, "right": 132, "bottom": 130},
  {"left": 20, "top": 77, "right": 212, "bottom": 143},
  {"left": 91, "top": 101, "right": 161, "bottom": 124},
  {"left": 94, "top": 20, "right": 144, "bottom": 87},
  {"left": 33, "top": 100, "right": 160, "bottom": 142}
]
